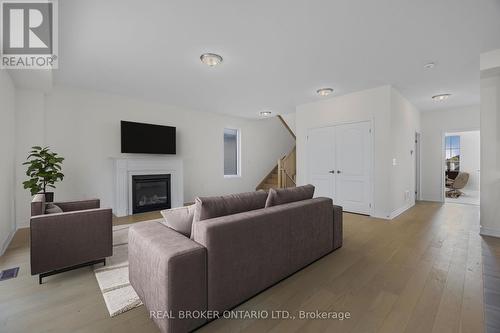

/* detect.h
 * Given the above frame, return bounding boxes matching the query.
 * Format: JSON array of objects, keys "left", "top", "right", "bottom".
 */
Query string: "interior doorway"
[{"left": 443, "top": 130, "right": 480, "bottom": 205}]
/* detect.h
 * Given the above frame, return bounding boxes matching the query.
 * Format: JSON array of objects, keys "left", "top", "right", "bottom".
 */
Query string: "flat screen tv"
[{"left": 121, "top": 121, "right": 176, "bottom": 154}]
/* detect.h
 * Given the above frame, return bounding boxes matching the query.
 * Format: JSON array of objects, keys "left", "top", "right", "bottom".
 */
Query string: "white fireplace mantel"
[{"left": 112, "top": 156, "right": 183, "bottom": 217}]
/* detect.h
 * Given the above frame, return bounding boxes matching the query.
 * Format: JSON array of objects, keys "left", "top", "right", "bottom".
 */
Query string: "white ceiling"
[{"left": 54, "top": 0, "right": 500, "bottom": 117}]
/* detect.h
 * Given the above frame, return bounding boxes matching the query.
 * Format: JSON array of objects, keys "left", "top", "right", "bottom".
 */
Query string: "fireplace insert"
[{"left": 132, "top": 174, "right": 171, "bottom": 214}]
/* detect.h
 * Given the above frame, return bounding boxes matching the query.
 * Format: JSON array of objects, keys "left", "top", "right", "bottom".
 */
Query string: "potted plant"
[{"left": 23, "top": 146, "right": 64, "bottom": 202}]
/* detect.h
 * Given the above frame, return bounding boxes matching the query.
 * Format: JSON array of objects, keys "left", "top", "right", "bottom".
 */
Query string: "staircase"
[
  {"left": 256, "top": 116, "right": 296, "bottom": 191},
  {"left": 256, "top": 165, "right": 280, "bottom": 191}
]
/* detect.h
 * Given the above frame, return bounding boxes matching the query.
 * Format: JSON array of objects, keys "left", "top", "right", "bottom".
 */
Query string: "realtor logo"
[{"left": 1, "top": 0, "right": 58, "bottom": 69}]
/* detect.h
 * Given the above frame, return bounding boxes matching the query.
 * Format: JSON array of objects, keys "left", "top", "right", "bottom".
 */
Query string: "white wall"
[
  {"left": 446, "top": 131, "right": 480, "bottom": 191},
  {"left": 420, "top": 106, "right": 480, "bottom": 202},
  {"left": 280, "top": 113, "right": 296, "bottom": 136},
  {"left": 15, "top": 90, "right": 46, "bottom": 229},
  {"left": 480, "top": 49, "right": 500, "bottom": 72},
  {"left": 0, "top": 71, "right": 17, "bottom": 255},
  {"left": 480, "top": 49, "right": 500, "bottom": 237},
  {"left": 15, "top": 86, "right": 294, "bottom": 227},
  {"left": 389, "top": 88, "right": 421, "bottom": 214},
  {"left": 296, "top": 85, "right": 420, "bottom": 219}
]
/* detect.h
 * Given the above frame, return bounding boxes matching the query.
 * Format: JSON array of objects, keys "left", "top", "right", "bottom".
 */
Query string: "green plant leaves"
[{"left": 23, "top": 146, "right": 64, "bottom": 196}]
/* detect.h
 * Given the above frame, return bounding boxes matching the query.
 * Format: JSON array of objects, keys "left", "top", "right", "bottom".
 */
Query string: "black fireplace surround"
[{"left": 132, "top": 174, "right": 171, "bottom": 214}]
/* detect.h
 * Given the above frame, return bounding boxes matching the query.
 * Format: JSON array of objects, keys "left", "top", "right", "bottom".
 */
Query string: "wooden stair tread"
[{"left": 256, "top": 140, "right": 295, "bottom": 191}]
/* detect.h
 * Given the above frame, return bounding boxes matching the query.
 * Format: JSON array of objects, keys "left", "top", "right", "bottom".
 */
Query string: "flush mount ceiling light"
[
  {"left": 200, "top": 53, "right": 223, "bottom": 67},
  {"left": 316, "top": 88, "right": 334, "bottom": 96},
  {"left": 432, "top": 93, "right": 451, "bottom": 101},
  {"left": 260, "top": 111, "right": 272, "bottom": 117},
  {"left": 424, "top": 62, "right": 436, "bottom": 69}
]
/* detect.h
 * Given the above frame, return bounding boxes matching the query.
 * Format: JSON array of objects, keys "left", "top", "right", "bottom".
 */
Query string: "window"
[
  {"left": 445, "top": 135, "right": 460, "bottom": 171},
  {"left": 224, "top": 128, "right": 240, "bottom": 177}
]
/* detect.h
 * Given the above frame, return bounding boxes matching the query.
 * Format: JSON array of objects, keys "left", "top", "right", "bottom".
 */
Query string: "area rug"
[{"left": 94, "top": 223, "right": 147, "bottom": 317}]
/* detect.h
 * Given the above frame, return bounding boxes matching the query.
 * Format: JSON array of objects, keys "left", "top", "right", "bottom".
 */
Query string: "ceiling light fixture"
[
  {"left": 424, "top": 62, "right": 435, "bottom": 69},
  {"left": 432, "top": 93, "right": 451, "bottom": 101},
  {"left": 260, "top": 111, "right": 272, "bottom": 117},
  {"left": 200, "top": 53, "right": 223, "bottom": 67},
  {"left": 316, "top": 88, "right": 334, "bottom": 96}
]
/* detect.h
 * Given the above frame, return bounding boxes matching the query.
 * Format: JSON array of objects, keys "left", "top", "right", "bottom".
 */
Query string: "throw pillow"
[
  {"left": 45, "top": 203, "right": 63, "bottom": 214},
  {"left": 160, "top": 205, "right": 195, "bottom": 237}
]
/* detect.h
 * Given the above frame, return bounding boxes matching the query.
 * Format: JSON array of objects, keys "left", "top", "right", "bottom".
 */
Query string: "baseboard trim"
[
  {"left": 480, "top": 226, "right": 500, "bottom": 238},
  {"left": 370, "top": 213, "right": 391, "bottom": 220},
  {"left": 16, "top": 222, "right": 29, "bottom": 229},
  {"left": 0, "top": 227, "right": 16, "bottom": 257},
  {"left": 388, "top": 202, "right": 415, "bottom": 220}
]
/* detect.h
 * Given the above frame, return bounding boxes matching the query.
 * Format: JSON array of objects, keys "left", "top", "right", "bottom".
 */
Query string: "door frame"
[
  {"left": 306, "top": 119, "right": 374, "bottom": 216},
  {"left": 440, "top": 127, "right": 480, "bottom": 203},
  {"left": 415, "top": 132, "right": 421, "bottom": 201}
]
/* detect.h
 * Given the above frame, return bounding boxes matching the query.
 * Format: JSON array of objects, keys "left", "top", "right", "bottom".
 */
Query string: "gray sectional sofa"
[{"left": 128, "top": 185, "right": 343, "bottom": 333}]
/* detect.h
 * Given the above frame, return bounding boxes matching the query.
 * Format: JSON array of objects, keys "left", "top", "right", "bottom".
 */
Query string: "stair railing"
[{"left": 277, "top": 146, "right": 296, "bottom": 188}]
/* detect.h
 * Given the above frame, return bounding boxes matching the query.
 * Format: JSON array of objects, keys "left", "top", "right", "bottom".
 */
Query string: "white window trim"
[{"left": 223, "top": 128, "right": 241, "bottom": 178}]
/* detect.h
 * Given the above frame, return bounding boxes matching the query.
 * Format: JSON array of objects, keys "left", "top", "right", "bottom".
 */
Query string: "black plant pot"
[{"left": 43, "top": 192, "right": 54, "bottom": 202}]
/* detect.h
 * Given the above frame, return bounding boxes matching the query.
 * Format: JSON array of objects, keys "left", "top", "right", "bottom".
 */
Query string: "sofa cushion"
[
  {"left": 45, "top": 203, "right": 63, "bottom": 214},
  {"left": 265, "top": 184, "right": 315, "bottom": 207},
  {"left": 192, "top": 190, "right": 267, "bottom": 224},
  {"left": 160, "top": 205, "right": 195, "bottom": 237}
]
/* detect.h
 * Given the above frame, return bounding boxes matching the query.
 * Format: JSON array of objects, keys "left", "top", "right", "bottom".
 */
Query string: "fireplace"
[
  {"left": 113, "top": 157, "right": 183, "bottom": 217},
  {"left": 132, "top": 174, "right": 171, "bottom": 214}
]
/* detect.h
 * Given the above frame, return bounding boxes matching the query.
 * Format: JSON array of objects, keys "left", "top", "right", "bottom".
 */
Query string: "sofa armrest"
[
  {"left": 128, "top": 222, "right": 207, "bottom": 333},
  {"left": 54, "top": 199, "right": 100, "bottom": 212},
  {"left": 332, "top": 205, "right": 343, "bottom": 250},
  {"left": 30, "top": 208, "right": 112, "bottom": 275}
]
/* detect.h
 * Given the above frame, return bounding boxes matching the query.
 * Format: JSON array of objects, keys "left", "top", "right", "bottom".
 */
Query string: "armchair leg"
[{"left": 38, "top": 258, "right": 106, "bottom": 284}]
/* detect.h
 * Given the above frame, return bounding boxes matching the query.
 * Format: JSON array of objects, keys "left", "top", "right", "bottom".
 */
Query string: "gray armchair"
[
  {"left": 30, "top": 194, "right": 113, "bottom": 284},
  {"left": 446, "top": 172, "right": 470, "bottom": 198}
]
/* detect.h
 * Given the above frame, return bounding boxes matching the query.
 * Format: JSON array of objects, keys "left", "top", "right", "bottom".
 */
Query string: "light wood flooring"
[{"left": 0, "top": 202, "right": 491, "bottom": 332}]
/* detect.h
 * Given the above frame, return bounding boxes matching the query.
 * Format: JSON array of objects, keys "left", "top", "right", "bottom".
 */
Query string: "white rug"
[{"left": 94, "top": 224, "right": 143, "bottom": 317}]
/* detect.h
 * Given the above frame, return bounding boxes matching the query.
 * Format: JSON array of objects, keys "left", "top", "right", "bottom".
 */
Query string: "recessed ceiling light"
[
  {"left": 424, "top": 62, "right": 436, "bottom": 69},
  {"left": 432, "top": 94, "right": 451, "bottom": 101},
  {"left": 316, "top": 88, "right": 334, "bottom": 96},
  {"left": 200, "top": 53, "right": 223, "bottom": 67},
  {"left": 260, "top": 111, "right": 272, "bottom": 117}
]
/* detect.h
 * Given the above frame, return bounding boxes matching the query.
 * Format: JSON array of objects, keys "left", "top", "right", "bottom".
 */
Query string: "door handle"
[{"left": 329, "top": 170, "right": 335, "bottom": 174}]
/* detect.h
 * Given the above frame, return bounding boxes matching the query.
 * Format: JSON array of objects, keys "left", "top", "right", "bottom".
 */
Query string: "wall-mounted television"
[{"left": 121, "top": 121, "right": 176, "bottom": 154}]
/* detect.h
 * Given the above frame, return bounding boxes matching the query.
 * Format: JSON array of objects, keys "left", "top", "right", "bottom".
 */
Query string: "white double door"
[{"left": 307, "top": 121, "right": 372, "bottom": 215}]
